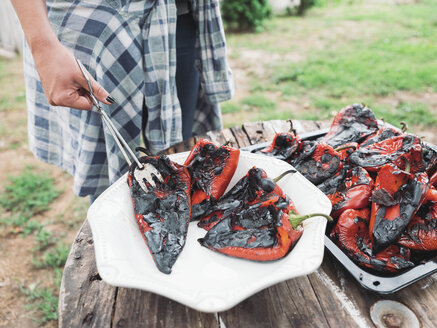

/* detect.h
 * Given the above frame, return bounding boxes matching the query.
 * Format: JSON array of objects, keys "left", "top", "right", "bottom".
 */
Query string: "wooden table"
[{"left": 59, "top": 120, "right": 437, "bottom": 328}]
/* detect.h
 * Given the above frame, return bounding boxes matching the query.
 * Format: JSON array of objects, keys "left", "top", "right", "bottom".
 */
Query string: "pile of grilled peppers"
[
  {"left": 255, "top": 103, "right": 437, "bottom": 273},
  {"left": 128, "top": 139, "right": 314, "bottom": 273}
]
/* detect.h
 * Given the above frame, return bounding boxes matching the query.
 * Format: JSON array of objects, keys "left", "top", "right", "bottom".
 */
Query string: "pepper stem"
[
  {"left": 400, "top": 121, "right": 408, "bottom": 133},
  {"left": 287, "top": 119, "right": 294, "bottom": 133},
  {"left": 288, "top": 212, "right": 333, "bottom": 229},
  {"left": 273, "top": 169, "right": 297, "bottom": 183},
  {"left": 335, "top": 144, "right": 357, "bottom": 152}
]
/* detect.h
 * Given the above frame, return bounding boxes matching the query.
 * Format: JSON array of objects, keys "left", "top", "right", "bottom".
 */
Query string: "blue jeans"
[
  {"left": 141, "top": 13, "right": 199, "bottom": 147},
  {"left": 176, "top": 13, "right": 199, "bottom": 140}
]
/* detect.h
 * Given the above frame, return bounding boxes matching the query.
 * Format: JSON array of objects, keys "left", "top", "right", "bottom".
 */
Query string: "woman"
[{"left": 11, "top": 0, "right": 234, "bottom": 200}]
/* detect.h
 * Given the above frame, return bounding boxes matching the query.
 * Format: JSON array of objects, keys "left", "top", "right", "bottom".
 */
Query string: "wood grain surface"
[{"left": 59, "top": 120, "right": 437, "bottom": 328}]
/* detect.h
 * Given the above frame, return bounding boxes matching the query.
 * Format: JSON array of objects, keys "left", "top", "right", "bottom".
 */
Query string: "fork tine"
[{"left": 134, "top": 162, "right": 165, "bottom": 191}]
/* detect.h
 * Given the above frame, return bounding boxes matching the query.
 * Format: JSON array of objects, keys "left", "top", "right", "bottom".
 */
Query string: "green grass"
[
  {"left": 241, "top": 94, "right": 276, "bottom": 111},
  {"left": 32, "top": 243, "right": 70, "bottom": 269},
  {"left": 221, "top": 100, "right": 243, "bottom": 114},
  {"left": 0, "top": 166, "right": 61, "bottom": 221},
  {"left": 34, "top": 228, "right": 58, "bottom": 251},
  {"left": 224, "top": 0, "right": 437, "bottom": 130},
  {"left": 18, "top": 283, "right": 58, "bottom": 324},
  {"left": 273, "top": 40, "right": 437, "bottom": 98}
]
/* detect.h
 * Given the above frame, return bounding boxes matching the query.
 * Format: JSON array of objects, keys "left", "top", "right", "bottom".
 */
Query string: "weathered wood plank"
[
  {"left": 220, "top": 128, "right": 239, "bottom": 148},
  {"left": 269, "top": 120, "right": 293, "bottom": 134},
  {"left": 315, "top": 120, "right": 331, "bottom": 131},
  {"left": 395, "top": 273, "right": 437, "bottom": 328},
  {"left": 292, "top": 120, "right": 321, "bottom": 136},
  {"left": 220, "top": 276, "right": 330, "bottom": 328},
  {"left": 163, "top": 138, "right": 197, "bottom": 155},
  {"left": 59, "top": 221, "right": 117, "bottom": 328},
  {"left": 206, "top": 129, "right": 230, "bottom": 146},
  {"left": 112, "top": 288, "right": 219, "bottom": 328},
  {"left": 242, "top": 121, "right": 277, "bottom": 145},
  {"left": 229, "top": 126, "right": 251, "bottom": 148},
  {"left": 308, "top": 264, "right": 374, "bottom": 328},
  {"left": 315, "top": 251, "right": 437, "bottom": 328}
]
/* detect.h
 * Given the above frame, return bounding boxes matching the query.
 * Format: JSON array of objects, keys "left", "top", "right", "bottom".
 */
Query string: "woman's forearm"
[
  {"left": 10, "top": 0, "right": 60, "bottom": 54},
  {"left": 10, "top": 0, "right": 113, "bottom": 109}
]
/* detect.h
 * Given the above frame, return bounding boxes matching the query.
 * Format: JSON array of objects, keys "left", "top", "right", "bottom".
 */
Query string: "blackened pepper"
[
  {"left": 197, "top": 167, "right": 295, "bottom": 230},
  {"left": 128, "top": 155, "right": 191, "bottom": 274},
  {"left": 198, "top": 196, "right": 322, "bottom": 262},
  {"left": 328, "top": 167, "right": 374, "bottom": 218},
  {"left": 184, "top": 139, "right": 240, "bottom": 220},
  {"left": 254, "top": 132, "right": 302, "bottom": 161},
  {"left": 369, "top": 163, "right": 429, "bottom": 253},
  {"left": 349, "top": 134, "right": 426, "bottom": 173},
  {"left": 290, "top": 141, "right": 343, "bottom": 185},
  {"left": 330, "top": 208, "right": 414, "bottom": 272},
  {"left": 321, "top": 103, "right": 379, "bottom": 148},
  {"left": 397, "top": 202, "right": 437, "bottom": 251}
]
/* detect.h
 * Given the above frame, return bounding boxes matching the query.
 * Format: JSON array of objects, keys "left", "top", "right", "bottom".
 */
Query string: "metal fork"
[{"left": 75, "top": 58, "right": 163, "bottom": 189}]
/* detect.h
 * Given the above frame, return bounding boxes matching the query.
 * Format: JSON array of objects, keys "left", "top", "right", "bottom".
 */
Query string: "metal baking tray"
[{"left": 242, "top": 128, "right": 437, "bottom": 294}]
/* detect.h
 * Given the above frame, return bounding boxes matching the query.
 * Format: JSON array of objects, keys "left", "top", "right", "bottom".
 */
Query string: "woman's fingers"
[
  {"left": 87, "top": 74, "right": 114, "bottom": 105},
  {"left": 51, "top": 89, "right": 94, "bottom": 110},
  {"left": 33, "top": 41, "right": 114, "bottom": 110}
]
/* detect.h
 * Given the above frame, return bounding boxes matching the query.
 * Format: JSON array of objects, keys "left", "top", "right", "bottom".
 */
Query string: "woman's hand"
[{"left": 33, "top": 41, "right": 113, "bottom": 110}]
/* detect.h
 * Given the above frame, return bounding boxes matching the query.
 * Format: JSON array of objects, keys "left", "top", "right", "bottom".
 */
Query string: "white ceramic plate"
[{"left": 88, "top": 151, "right": 332, "bottom": 312}]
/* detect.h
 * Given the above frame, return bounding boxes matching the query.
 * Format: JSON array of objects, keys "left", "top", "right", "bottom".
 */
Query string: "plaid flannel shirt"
[{"left": 23, "top": 0, "right": 234, "bottom": 197}]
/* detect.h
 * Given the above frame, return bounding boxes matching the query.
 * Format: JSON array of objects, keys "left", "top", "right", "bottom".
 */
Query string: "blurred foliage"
[{"left": 221, "top": 0, "right": 272, "bottom": 32}]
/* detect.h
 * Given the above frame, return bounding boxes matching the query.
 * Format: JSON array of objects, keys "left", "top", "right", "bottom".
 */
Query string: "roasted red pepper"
[
  {"left": 197, "top": 167, "right": 295, "bottom": 230},
  {"left": 128, "top": 156, "right": 191, "bottom": 274},
  {"left": 199, "top": 196, "right": 330, "bottom": 261},
  {"left": 423, "top": 143, "right": 437, "bottom": 178},
  {"left": 397, "top": 202, "right": 437, "bottom": 251},
  {"left": 425, "top": 186, "right": 437, "bottom": 203},
  {"left": 369, "top": 163, "right": 429, "bottom": 253},
  {"left": 430, "top": 171, "right": 437, "bottom": 188},
  {"left": 255, "top": 132, "right": 302, "bottom": 161},
  {"left": 327, "top": 167, "right": 374, "bottom": 218},
  {"left": 321, "top": 103, "right": 379, "bottom": 148},
  {"left": 184, "top": 139, "right": 240, "bottom": 219},
  {"left": 359, "top": 126, "right": 403, "bottom": 148},
  {"left": 335, "top": 142, "right": 360, "bottom": 162},
  {"left": 316, "top": 163, "right": 353, "bottom": 196},
  {"left": 289, "top": 141, "right": 343, "bottom": 185},
  {"left": 330, "top": 208, "right": 414, "bottom": 272},
  {"left": 349, "top": 134, "right": 426, "bottom": 173}
]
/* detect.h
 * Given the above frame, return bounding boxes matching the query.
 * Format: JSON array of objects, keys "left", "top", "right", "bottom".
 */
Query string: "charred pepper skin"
[
  {"left": 327, "top": 167, "right": 374, "bottom": 218},
  {"left": 184, "top": 139, "right": 240, "bottom": 220},
  {"left": 321, "top": 103, "right": 379, "bottom": 149},
  {"left": 255, "top": 132, "right": 302, "bottom": 161},
  {"left": 197, "top": 167, "right": 295, "bottom": 230},
  {"left": 397, "top": 202, "right": 437, "bottom": 251},
  {"left": 128, "top": 156, "right": 191, "bottom": 274},
  {"left": 330, "top": 208, "right": 414, "bottom": 273},
  {"left": 423, "top": 143, "right": 437, "bottom": 178},
  {"left": 359, "top": 126, "right": 403, "bottom": 148},
  {"left": 317, "top": 163, "right": 353, "bottom": 196},
  {"left": 349, "top": 134, "right": 426, "bottom": 173},
  {"left": 369, "top": 164, "right": 429, "bottom": 253},
  {"left": 290, "top": 141, "right": 343, "bottom": 185},
  {"left": 198, "top": 196, "right": 302, "bottom": 262}
]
